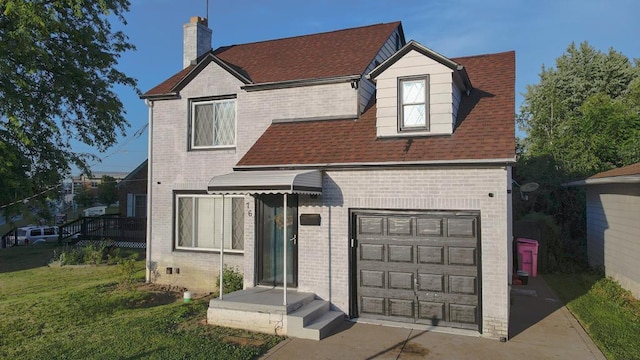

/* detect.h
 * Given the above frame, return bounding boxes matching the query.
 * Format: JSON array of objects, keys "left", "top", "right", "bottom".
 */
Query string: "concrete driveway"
[{"left": 260, "top": 276, "right": 605, "bottom": 360}]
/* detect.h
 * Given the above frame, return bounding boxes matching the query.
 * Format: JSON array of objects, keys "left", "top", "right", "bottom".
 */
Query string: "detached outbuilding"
[{"left": 565, "top": 163, "right": 640, "bottom": 298}]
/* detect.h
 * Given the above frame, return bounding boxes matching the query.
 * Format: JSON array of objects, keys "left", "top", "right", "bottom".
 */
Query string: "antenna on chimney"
[{"left": 206, "top": 0, "right": 209, "bottom": 20}]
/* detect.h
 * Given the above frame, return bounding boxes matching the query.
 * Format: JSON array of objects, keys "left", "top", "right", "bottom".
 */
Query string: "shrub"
[
  {"left": 216, "top": 266, "right": 243, "bottom": 295},
  {"left": 83, "top": 242, "right": 106, "bottom": 265},
  {"left": 117, "top": 253, "right": 140, "bottom": 289},
  {"left": 52, "top": 240, "right": 119, "bottom": 266},
  {"left": 54, "top": 245, "right": 84, "bottom": 265},
  {"left": 107, "top": 248, "right": 122, "bottom": 265}
]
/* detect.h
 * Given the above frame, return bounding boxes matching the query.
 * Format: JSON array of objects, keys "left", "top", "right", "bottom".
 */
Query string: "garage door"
[{"left": 354, "top": 211, "right": 480, "bottom": 331}]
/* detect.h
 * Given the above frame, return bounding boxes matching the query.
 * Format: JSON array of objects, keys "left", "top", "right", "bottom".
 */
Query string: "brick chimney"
[{"left": 183, "top": 16, "right": 212, "bottom": 68}]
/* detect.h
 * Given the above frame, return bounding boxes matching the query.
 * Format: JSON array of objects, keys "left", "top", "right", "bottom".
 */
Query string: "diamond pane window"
[
  {"left": 193, "top": 104, "right": 214, "bottom": 146},
  {"left": 402, "top": 80, "right": 425, "bottom": 104},
  {"left": 191, "top": 99, "right": 236, "bottom": 148},
  {"left": 403, "top": 104, "right": 426, "bottom": 127},
  {"left": 232, "top": 198, "right": 244, "bottom": 250},
  {"left": 177, "top": 197, "right": 193, "bottom": 247},
  {"left": 399, "top": 77, "right": 429, "bottom": 130},
  {"left": 214, "top": 102, "right": 235, "bottom": 146},
  {"left": 175, "top": 194, "right": 244, "bottom": 252}
]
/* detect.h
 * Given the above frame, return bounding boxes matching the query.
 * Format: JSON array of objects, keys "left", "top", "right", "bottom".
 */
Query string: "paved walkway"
[{"left": 260, "top": 276, "right": 605, "bottom": 359}]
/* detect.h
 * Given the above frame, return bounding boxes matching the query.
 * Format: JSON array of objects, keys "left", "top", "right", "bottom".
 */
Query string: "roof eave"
[
  {"left": 173, "top": 53, "right": 252, "bottom": 91},
  {"left": 235, "top": 157, "right": 516, "bottom": 171},
  {"left": 139, "top": 92, "right": 180, "bottom": 100},
  {"left": 367, "top": 40, "right": 473, "bottom": 91},
  {"left": 563, "top": 175, "right": 640, "bottom": 187},
  {"left": 118, "top": 159, "right": 148, "bottom": 186},
  {"left": 241, "top": 74, "right": 361, "bottom": 92},
  {"left": 456, "top": 66, "right": 473, "bottom": 93}
]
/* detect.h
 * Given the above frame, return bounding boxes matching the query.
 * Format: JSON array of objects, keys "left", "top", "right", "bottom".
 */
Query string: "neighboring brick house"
[
  {"left": 118, "top": 160, "right": 148, "bottom": 218},
  {"left": 141, "top": 17, "right": 515, "bottom": 339},
  {"left": 565, "top": 163, "right": 640, "bottom": 299}
]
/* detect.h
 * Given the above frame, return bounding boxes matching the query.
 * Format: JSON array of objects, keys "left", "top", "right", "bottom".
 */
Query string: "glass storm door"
[{"left": 257, "top": 194, "right": 298, "bottom": 287}]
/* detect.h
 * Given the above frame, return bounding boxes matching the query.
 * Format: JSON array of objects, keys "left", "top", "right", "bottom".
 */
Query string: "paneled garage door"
[{"left": 354, "top": 211, "right": 480, "bottom": 331}]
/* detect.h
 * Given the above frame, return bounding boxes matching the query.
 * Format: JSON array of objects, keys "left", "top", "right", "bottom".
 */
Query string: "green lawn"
[
  {"left": 546, "top": 272, "right": 640, "bottom": 360},
  {"left": 0, "top": 244, "right": 283, "bottom": 359}
]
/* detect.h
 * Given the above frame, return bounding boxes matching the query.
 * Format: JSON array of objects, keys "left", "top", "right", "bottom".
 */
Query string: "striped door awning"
[{"left": 207, "top": 169, "right": 322, "bottom": 195}]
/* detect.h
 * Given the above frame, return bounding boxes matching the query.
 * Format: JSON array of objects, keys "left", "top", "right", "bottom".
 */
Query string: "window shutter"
[{"left": 127, "top": 193, "right": 134, "bottom": 217}]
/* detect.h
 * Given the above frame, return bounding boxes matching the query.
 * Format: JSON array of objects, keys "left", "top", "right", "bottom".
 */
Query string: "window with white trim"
[
  {"left": 127, "top": 193, "right": 147, "bottom": 218},
  {"left": 399, "top": 76, "right": 429, "bottom": 131},
  {"left": 175, "top": 194, "right": 244, "bottom": 252},
  {"left": 191, "top": 98, "right": 236, "bottom": 148}
]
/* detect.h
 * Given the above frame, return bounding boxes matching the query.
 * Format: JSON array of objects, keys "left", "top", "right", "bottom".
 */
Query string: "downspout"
[{"left": 145, "top": 99, "right": 154, "bottom": 283}]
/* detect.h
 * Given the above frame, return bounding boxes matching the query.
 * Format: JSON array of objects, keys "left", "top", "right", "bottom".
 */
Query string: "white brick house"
[{"left": 141, "top": 17, "right": 516, "bottom": 340}]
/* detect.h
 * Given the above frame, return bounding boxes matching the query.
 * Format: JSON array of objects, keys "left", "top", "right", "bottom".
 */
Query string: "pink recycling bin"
[{"left": 517, "top": 238, "right": 539, "bottom": 277}]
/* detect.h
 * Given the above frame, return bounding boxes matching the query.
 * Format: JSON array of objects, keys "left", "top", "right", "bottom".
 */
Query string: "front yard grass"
[
  {"left": 0, "top": 244, "right": 283, "bottom": 359},
  {"left": 546, "top": 272, "right": 640, "bottom": 360}
]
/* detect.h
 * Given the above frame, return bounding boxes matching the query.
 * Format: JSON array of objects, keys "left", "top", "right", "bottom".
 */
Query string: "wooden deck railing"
[
  {"left": 1, "top": 216, "right": 146, "bottom": 249},
  {"left": 1, "top": 228, "right": 17, "bottom": 248},
  {"left": 60, "top": 216, "right": 146, "bottom": 247}
]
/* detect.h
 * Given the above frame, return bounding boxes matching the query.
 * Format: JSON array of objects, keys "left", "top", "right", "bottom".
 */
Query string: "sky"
[{"left": 87, "top": 0, "right": 639, "bottom": 174}]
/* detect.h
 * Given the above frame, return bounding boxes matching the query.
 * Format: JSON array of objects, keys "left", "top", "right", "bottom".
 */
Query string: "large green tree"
[
  {"left": 516, "top": 42, "right": 640, "bottom": 268},
  {"left": 0, "top": 1, "right": 137, "bottom": 210},
  {"left": 96, "top": 175, "right": 117, "bottom": 206},
  {"left": 519, "top": 41, "right": 640, "bottom": 177},
  {"left": 74, "top": 187, "right": 94, "bottom": 208}
]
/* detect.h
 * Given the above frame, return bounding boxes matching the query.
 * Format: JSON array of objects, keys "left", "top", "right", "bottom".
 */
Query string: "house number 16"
[{"left": 246, "top": 202, "right": 253, "bottom": 217}]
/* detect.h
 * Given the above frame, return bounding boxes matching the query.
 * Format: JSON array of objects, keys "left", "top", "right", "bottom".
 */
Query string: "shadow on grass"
[
  {"left": 0, "top": 244, "right": 57, "bottom": 273},
  {"left": 123, "top": 347, "right": 170, "bottom": 360},
  {"left": 126, "top": 291, "right": 180, "bottom": 309},
  {"left": 509, "top": 271, "right": 602, "bottom": 339}
]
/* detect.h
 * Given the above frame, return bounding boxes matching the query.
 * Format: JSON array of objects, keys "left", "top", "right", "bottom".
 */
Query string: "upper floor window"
[
  {"left": 399, "top": 76, "right": 429, "bottom": 131},
  {"left": 191, "top": 98, "right": 236, "bottom": 149}
]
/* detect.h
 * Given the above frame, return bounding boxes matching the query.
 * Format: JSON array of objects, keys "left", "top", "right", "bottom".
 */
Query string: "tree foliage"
[
  {"left": 74, "top": 187, "right": 94, "bottom": 208},
  {"left": 0, "top": 0, "right": 137, "bottom": 209},
  {"left": 97, "top": 175, "right": 117, "bottom": 206},
  {"left": 516, "top": 42, "right": 639, "bottom": 269},
  {"left": 519, "top": 41, "right": 640, "bottom": 178}
]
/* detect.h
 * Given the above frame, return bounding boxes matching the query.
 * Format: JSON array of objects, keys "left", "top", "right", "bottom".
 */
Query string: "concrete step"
[
  {"left": 305, "top": 311, "right": 344, "bottom": 339},
  {"left": 288, "top": 300, "right": 330, "bottom": 329},
  {"left": 291, "top": 311, "right": 344, "bottom": 340}
]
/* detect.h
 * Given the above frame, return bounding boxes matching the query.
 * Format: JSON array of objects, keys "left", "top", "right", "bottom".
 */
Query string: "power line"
[
  {"left": 0, "top": 184, "right": 62, "bottom": 210},
  {"left": 0, "top": 123, "right": 149, "bottom": 209}
]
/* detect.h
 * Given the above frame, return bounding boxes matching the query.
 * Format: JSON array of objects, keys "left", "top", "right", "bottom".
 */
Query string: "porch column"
[
  {"left": 219, "top": 195, "right": 225, "bottom": 300},
  {"left": 283, "top": 193, "right": 288, "bottom": 305}
]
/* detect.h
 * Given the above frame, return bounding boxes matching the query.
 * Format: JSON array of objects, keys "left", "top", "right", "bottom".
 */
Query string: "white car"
[{"left": 15, "top": 226, "right": 61, "bottom": 245}]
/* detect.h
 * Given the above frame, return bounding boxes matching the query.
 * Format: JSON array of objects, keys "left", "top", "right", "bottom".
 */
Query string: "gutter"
[
  {"left": 241, "top": 75, "right": 361, "bottom": 92},
  {"left": 563, "top": 175, "right": 640, "bottom": 187},
  {"left": 234, "top": 157, "right": 517, "bottom": 171},
  {"left": 139, "top": 93, "right": 179, "bottom": 100},
  {"left": 144, "top": 99, "right": 154, "bottom": 283}
]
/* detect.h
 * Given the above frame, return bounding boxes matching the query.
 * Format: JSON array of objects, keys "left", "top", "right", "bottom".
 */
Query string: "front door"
[{"left": 256, "top": 194, "right": 298, "bottom": 287}]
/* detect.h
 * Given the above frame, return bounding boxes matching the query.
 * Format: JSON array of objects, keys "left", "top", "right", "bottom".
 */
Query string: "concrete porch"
[{"left": 207, "top": 287, "right": 344, "bottom": 340}]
